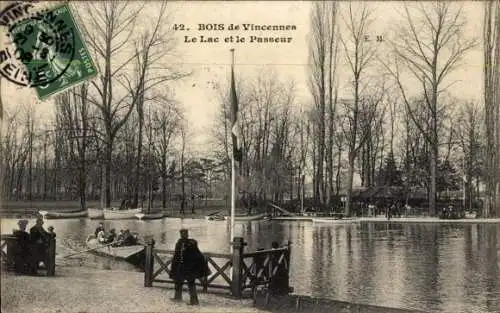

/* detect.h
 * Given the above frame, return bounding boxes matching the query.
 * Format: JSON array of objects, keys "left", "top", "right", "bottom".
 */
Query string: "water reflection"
[{"left": 1, "top": 217, "right": 499, "bottom": 313}]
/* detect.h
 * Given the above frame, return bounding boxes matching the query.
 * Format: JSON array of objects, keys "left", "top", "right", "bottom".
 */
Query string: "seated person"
[
  {"left": 13, "top": 219, "right": 31, "bottom": 274},
  {"left": 29, "top": 217, "right": 54, "bottom": 274},
  {"left": 121, "top": 229, "right": 137, "bottom": 246},
  {"left": 94, "top": 222, "right": 105, "bottom": 237},
  {"left": 105, "top": 229, "right": 117, "bottom": 243},
  {"left": 97, "top": 229, "right": 106, "bottom": 243},
  {"left": 30, "top": 217, "right": 52, "bottom": 244},
  {"left": 47, "top": 226, "right": 56, "bottom": 238}
]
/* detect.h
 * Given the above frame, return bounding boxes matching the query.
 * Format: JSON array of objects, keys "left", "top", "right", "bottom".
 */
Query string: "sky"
[{"left": 1, "top": 1, "right": 485, "bottom": 155}]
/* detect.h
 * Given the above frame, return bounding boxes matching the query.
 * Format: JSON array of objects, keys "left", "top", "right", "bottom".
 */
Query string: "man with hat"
[
  {"left": 170, "top": 228, "right": 210, "bottom": 305},
  {"left": 13, "top": 219, "right": 30, "bottom": 274},
  {"left": 29, "top": 217, "right": 54, "bottom": 274},
  {"left": 94, "top": 222, "right": 105, "bottom": 238}
]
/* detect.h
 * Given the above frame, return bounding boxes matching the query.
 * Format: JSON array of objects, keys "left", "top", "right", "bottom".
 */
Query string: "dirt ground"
[{"left": 1, "top": 266, "right": 266, "bottom": 313}]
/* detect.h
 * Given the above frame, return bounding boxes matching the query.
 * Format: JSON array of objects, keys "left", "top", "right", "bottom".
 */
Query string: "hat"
[
  {"left": 17, "top": 219, "right": 28, "bottom": 226},
  {"left": 180, "top": 228, "right": 188, "bottom": 233}
]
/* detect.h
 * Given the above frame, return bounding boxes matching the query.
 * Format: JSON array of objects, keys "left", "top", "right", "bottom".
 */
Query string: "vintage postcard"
[{"left": 0, "top": 1, "right": 499, "bottom": 313}]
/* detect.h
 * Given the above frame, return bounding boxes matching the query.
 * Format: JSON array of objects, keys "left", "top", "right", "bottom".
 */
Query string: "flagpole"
[{"left": 230, "top": 48, "right": 236, "bottom": 251}]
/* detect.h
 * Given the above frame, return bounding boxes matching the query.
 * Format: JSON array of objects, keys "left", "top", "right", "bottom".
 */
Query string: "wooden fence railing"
[
  {"left": 144, "top": 237, "right": 292, "bottom": 298},
  {"left": 1, "top": 234, "right": 56, "bottom": 276}
]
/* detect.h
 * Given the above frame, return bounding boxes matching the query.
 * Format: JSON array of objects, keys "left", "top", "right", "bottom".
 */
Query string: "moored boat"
[
  {"left": 85, "top": 237, "right": 145, "bottom": 268},
  {"left": 224, "top": 212, "right": 267, "bottom": 221},
  {"left": 135, "top": 212, "right": 164, "bottom": 220},
  {"left": 88, "top": 208, "right": 104, "bottom": 219},
  {"left": 205, "top": 215, "right": 225, "bottom": 221},
  {"left": 312, "top": 217, "right": 360, "bottom": 224},
  {"left": 40, "top": 210, "right": 88, "bottom": 219},
  {"left": 205, "top": 211, "right": 225, "bottom": 221},
  {"left": 103, "top": 208, "right": 142, "bottom": 220}
]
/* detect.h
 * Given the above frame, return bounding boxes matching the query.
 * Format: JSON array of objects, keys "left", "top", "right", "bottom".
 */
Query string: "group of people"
[
  {"left": 12, "top": 217, "right": 285, "bottom": 305},
  {"left": 94, "top": 222, "right": 138, "bottom": 246},
  {"left": 12, "top": 217, "right": 56, "bottom": 275}
]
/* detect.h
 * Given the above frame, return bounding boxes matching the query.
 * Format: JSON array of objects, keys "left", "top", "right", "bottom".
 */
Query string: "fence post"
[
  {"left": 46, "top": 237, "right": 56, "bottom": 276},
  {"left": 5, "top": 236, "right": 18, "bottom": 269},
  {"left": 144, "top": 238, "right": 155, "bottom": 287},
  {"left": 231, "top": 237, "right": 245, "bottom": 297},
  {"left": 285, "top": 240, "right": 292, "bottom": 292}
]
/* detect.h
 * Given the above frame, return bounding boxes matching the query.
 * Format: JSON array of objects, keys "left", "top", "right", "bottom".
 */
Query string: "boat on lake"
[
  {"left": 224, "top": 212, "right": 267, "bottom": 221},
  {"left": 205, "top": 211, "right": 225, "bottom": 221},
  {"left": 312, "top": 217, "right": 360, "bottom": 224},
  {"left": 39, "top": 210, "right": 88, "bottom": 219},
  {"left": 103, "top": 208, "right": 143, "bottom": 220},
  {"left": 87, "top": 208, "right": 104, "bottom": 219},
  {"left": 135, "top": 212, "right": 164, "bottom": 220},
  {"left": 85, "top": 237, "right": 145, "bottom": 268}
]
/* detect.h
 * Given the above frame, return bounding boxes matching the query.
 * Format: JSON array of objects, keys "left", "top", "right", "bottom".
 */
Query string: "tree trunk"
[
  {"left": 105, "top": 141, "right": 112, "bottom": 208},
  {"left": 429, "top": 144, "right": 438, "bottom": 216},
  {"left": 134, "top": 99, "right": 144, "bottom": 208},
  {"left": 335, "top": 148, "right": 342, "bottom": 195},
  {"left": 345, "top": 152, "right": 355, "bottom": 217}
]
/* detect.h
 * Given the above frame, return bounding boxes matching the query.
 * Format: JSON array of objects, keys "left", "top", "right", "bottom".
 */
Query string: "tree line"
[
  {"left": 211, "top": 2, "right": 499, "bottom": 218},
  {"left": 1, "top": 1, "right": 499, "bottom": 218}
]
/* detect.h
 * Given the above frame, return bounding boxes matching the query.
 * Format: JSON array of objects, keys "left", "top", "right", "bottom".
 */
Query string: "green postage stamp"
[{"left": 1, "top": 3, "right": 97, "bottom": 99}]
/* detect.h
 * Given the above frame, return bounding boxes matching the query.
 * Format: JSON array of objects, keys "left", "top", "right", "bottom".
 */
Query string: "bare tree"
[
  {"left": 150, "top": 97, "right": 182, "bottom": 209},
  {"left": 385, "top": 2, "right": 477, "bottom": 216},
  {"left": 340, "top": 3, "right": 382, "bottom": 216},
  {"left": 125, "top": 2, "right": 188, "bottom": 208},
  {"left": 74, "top": 2, "right": 143, "bottom": 207},
  {"left": 1, "top": 108, "right": 22, "bottom": 200},
  {"left": 54, "top": 84, "right": 91, "bottom": 210},
  {"left": 308, "top": 1, "right": 339, "bottom": 205},
  {"left": 179, "top": 121, "right": 187, "bottom": 215},
  {"left": 74, "top": 2, "right": 187, "bottom": 207},
  {"left": 483, "top": 0, "right": 500, "bottom": 217},
  {"left": 455, "top": 101, "right": 483, "bottom": 212}
]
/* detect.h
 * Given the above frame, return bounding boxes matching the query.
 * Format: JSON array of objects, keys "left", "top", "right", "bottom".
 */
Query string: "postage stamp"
[{"left": 0, "top": 2, "right": 97, "bottom": 100}]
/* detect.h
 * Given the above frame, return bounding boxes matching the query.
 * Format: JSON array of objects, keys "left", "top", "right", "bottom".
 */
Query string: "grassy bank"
[{"left": 0, "top": 199, "right": 268, "bottom": 219}]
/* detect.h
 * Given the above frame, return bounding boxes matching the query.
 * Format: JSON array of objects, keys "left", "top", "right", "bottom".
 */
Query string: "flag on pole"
[{"left": 230, "top": 60, "right": 242, "bottom": 163}]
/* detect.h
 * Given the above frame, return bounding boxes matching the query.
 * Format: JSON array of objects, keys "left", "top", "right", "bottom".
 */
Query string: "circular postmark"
[{"left": 0, "top": 3, "right": 76, "bottom": 88}]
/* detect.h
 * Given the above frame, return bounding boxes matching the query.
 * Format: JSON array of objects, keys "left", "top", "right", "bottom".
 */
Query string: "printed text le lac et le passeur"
[{"left": 174, "top": 23, "right": 297, "bottom": 44}]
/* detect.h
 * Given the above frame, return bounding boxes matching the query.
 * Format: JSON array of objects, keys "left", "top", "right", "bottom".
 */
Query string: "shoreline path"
[
  {"left": 1, "top": 264, "right": 427, "bottom": 313},
  {"left": 1, "top": 266, "right": 265, "bottom": 313}
]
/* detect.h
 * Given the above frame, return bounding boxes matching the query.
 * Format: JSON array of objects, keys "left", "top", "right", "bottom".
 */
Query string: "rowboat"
[
  {"left": 40, "top": 210, "right": 88, "bottom": 219},
  {"left": 103, "top": 208, "right": 142, "bottom": 220},
  {"left": 205, "top": 215, "right": 225, "bottom": 221},
  {"left": 85, "top": 237, "right": 145, "bottom": 268},
  {"left": 205, "top": 211, "right": 225, "bottom": 221},
  {"left": 88, "top": 208, "right": 104, "bottom": 219},
  {"left": 135, "top": 212, "right": 164, "bottom": 220},
  {"left": 312, "top": 217, "right": 360, "bottom": 224},
  {"left": 224, "top": 213, "right": 267, "bottom": 221}
]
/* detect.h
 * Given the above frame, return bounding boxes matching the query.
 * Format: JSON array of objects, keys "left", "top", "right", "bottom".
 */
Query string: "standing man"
[
  {"left": 29, "top": 217, "right": 54, "bottom": 274},
  {"left": 13, "top": 219, "right": 30, "bottom": 274},
  {"left": 170, "top": 229, "right": 210, "bottom": 305}
]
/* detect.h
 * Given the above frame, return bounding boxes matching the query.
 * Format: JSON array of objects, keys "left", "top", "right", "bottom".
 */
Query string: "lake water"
[{"left": 1, "top": 217, "right": 499, "bottom": 313}]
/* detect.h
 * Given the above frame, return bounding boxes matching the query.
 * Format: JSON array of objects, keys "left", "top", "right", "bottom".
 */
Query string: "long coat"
[{"left": 170, "top": 238, "right": 210, "bottom": 281}]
